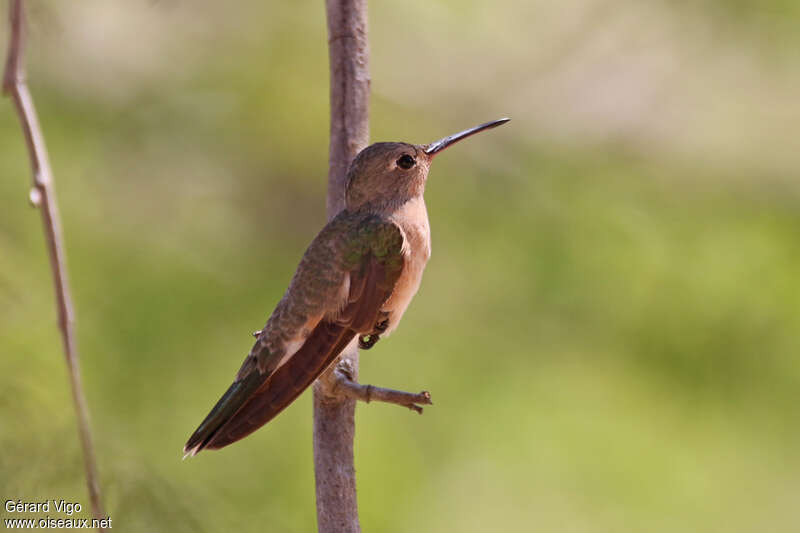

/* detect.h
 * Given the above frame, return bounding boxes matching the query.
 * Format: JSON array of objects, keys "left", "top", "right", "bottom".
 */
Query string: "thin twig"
[
  {"left": 3, "top": 1, "right": 105, "bottom": 529},
  {"left": 333, "top": 361, "right": 433, "bottom": 413}
]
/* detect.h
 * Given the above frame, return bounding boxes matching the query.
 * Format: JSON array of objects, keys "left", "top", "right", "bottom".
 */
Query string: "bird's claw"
[{"left": 358, "top": 333, "right": 380, "bottom": 350}]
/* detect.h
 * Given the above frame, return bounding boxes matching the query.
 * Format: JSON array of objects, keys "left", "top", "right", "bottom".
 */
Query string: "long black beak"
[{"left": 425, "top": 118, "right": 510, "bottom": 155}]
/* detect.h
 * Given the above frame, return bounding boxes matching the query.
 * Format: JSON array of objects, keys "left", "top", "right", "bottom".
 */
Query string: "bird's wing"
[{"left": 183, "top": 214, "right": 405, "bottom": 456}]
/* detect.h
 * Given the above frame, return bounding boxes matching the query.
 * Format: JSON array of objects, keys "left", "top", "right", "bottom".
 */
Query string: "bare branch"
[
  {"left": 323, "top": 0, "right": 371, "bottom": 219},
  {"left": 313, "top": 341, "right": 361, "bottom": 533},
  {"left": 314, "top": 0, "right": 370, "bottom": 531},
  {"left": 315, "top": 0, "right": 435, "bottom": 530},
  {"left": 333, "top": 361, "right": 433, "bottom": 414},
  {"left": 3, "top": 1, "right": 105, "bottom": 529}
]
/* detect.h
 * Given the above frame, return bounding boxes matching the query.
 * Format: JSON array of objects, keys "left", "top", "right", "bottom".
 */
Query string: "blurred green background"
[{"left": 2, "top": 1, "right": 800, "bottom": 531}]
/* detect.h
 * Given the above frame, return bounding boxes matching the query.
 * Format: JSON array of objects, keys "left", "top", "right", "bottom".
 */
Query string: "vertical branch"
[
  {"left": 314, "top": 0, "right": 369, "bottom": 531},
  {"left": 323, "top": 0, "right": 370, "bottom": 219},
  {"left": 3, "top": 1, "right": 105, "bottom": 529}
]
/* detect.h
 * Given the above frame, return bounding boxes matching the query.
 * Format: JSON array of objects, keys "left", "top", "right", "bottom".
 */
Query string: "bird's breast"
[{"left": 382, "top": 198, "right": 431, "bottom": 336}]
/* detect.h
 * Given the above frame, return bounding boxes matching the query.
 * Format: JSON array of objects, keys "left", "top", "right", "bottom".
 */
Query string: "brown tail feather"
[{"left": 201, "top": 322, "right": 356, "bottom": 450}]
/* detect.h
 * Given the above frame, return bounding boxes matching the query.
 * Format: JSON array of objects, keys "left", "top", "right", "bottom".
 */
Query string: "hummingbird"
[{"left": 183, "top": 118, "right": 510, "bottom": 457}]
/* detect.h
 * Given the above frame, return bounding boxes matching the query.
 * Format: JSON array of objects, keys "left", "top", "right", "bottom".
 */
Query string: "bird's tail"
[
  {"left": 182, "top": 322, "right": 356, "bottom": 457},
  {"left": 182, "top": 371, "right": 266, "bottom": 458}
]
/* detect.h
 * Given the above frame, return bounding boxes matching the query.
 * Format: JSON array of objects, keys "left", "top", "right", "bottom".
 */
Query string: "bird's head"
[{"left": 344, "top": 118, "right": 509, "bottom": 211}]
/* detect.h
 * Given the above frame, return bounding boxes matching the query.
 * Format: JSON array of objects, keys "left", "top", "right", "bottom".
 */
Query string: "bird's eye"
[{"left": 396, "top": 154, "right": 416, "bottom": 170}]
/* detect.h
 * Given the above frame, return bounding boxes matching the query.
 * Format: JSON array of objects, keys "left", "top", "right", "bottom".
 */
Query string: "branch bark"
[
  {"left": 314, "top": 0, "right": 370, "bottom": 531},
  {"left": 315, "top": 1, "right": 435, "bottom": 530},
  {"left": 3, "top": 1, "right": 105, "bottom": 529}
]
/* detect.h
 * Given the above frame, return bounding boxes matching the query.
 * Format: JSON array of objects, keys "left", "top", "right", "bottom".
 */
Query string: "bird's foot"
[
  {"left": 358, "top": 333, "right": 380, "bottom": 350},
  {"left": 359, "top": 316, "right": 389, "bottom": 349}
]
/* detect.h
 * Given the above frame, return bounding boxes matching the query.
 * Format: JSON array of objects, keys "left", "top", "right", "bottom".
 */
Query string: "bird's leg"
[{"left": 332, "top": 358, "right": 433, "bottom": 414}]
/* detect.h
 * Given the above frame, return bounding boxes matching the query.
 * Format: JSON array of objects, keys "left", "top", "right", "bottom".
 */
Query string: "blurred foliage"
[{"left": 1, "top": 1, "right": 800, "bottom": 532}]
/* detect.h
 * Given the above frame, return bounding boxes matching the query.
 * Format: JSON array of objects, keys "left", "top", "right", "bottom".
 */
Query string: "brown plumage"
[{"left": 183, "top": 119, "right": 509, "bottom": 457}]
